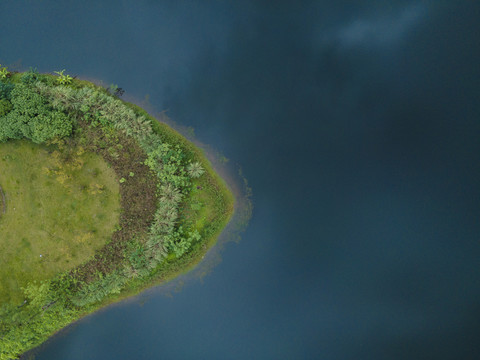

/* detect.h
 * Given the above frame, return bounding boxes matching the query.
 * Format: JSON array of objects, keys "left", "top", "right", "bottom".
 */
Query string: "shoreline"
[{"left": 10, "top": 74, "right": 251, "bottom": 359}]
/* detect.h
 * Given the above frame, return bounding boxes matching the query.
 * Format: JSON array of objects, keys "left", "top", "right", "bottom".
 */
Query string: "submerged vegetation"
[{"left": 0, "top": 69, "right": 234, "bottom": 359}]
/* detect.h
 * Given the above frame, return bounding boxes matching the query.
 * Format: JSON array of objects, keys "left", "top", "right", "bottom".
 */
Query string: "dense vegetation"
[{"left": 0, "top": 68, "right": 234, "bottom": 359}]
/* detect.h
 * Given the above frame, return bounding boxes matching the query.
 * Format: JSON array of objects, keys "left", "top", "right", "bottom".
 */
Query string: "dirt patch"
[{"left": 69, "top": 120, "right": 158, "bottom": 283}]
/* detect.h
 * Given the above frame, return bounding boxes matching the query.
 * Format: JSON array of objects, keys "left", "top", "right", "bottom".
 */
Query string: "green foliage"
[
  {"left": 9, "top": 83, "right": 47, "bottom": 117},
  {"left": 0, "top": 82, "right": 14, "bottom": 100},
  {"left": 126, "top": 242, "right": 148, "bottom": 270},
  {"left": 187, "top": 161, "right": 205, "bottom": 178},
  {"left": 0, "top": 65, "right": 10, "bottom": 79},
  {"left": 36, "top": 83, "right": 152, "bottom": 140},
  {"left": 165, "top": 227, "right": 201, "bottom": 258},
  {"left": 70, "top": 272, "right": 127, "bottom": 307},
  {"left": 54, "top": 69, "right": 73, "bottom": 85},
  {"left": 190, "top": 201, "right": 203, "bottom": 211},
  {"left": 108, "top": 84, "right": 124, "bottom": 97},
  {"left": 0, "top": 83, "right": 73, "bottom": 143},
  {"left": 0, "top": 275, "right": 81, "bottom": 360},
  {"left": 160, "top": 183, "right": 183, "bottom": 203},
  {"left": 29, "top": 111, "right": 72, "bottom": 143},
  {"left": 0, "top": 99, "right": 12, "bottom": 117},
  {"left": 144, "top": 143, "right": 190, "bottom": 189},
  {"left": 20, "top": 67, "right": 39, "bottom": 84}
]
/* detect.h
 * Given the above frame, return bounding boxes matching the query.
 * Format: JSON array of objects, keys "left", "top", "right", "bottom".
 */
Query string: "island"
[{"left": 0, "top": 67, "right": 234, "bottom": 359}]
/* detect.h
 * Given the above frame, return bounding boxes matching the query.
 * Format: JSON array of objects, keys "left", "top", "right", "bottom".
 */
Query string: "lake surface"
[{"left": 1, "top": 1, "right": 480, "bottom": 359}]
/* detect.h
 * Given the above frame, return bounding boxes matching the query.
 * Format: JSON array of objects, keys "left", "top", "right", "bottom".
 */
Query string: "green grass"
[{"left": 0, "top": 140, "right": 120, "bottom": 304}]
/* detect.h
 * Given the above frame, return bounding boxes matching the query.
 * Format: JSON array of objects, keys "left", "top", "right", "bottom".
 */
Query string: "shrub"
[
  {"left": 0, "top": 83, "right": 73, "bottom": 143},
  {"left": 0, "top": 82, "right": 14, "bottom": 100},
  {"left": 0, "top": 99, "right": 12, "bottom": 117},
  {"left": 0, "top": 65, "right": 10, "bottom": 80},
  {"left": 20, "top": 68, "right": 40, "bottom": 84},
  {"left": 187, "top": 161, "right": 205, "bottom": 178},
  {"left": 54, "top": 69, "right": 73, "bottom": 85}
]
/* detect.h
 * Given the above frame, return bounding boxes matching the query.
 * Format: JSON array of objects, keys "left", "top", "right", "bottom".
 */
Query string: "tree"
[{"left": 0, "top": 83, "right": 74, "bottom": 143}]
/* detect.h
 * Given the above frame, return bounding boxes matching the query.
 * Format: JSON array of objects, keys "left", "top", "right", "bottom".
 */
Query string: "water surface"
[{"left": 0, "top": 1, "right": 479, "bottom": 359}]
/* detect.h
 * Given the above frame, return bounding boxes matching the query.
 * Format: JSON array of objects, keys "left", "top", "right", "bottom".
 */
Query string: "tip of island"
[{"left": 0, "top": 67, "right": 235, "bottom": 360}]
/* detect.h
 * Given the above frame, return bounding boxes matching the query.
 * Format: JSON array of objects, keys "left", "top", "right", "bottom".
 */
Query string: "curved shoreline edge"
[
  {"left": 0, "top": 71, "right": 249, "bottom": 360},
  {"left": 23, "top": 115, "right": 252, "bottom": 359}
]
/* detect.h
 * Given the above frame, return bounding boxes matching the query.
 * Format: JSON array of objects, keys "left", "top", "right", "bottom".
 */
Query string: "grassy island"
[{"left": 0, "top": 68, "right": 234, "bottom": 359}]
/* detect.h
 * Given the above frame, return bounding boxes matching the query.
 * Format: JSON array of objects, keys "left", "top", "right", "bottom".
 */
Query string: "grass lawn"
[{"left": 0, "top": 140, "right": 120, "bottom": 304}]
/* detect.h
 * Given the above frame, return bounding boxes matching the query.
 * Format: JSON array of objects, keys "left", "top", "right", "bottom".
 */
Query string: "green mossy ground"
[{"left": 0, "top": 140, "right": 120, "bottom": 304}]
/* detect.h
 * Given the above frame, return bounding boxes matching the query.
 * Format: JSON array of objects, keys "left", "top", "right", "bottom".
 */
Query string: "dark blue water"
[{"left": 1, "top": 1, "right": 480, "bottom": 359}]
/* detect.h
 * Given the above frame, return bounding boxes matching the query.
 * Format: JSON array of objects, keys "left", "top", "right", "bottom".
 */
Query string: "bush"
[
  {"left": 0, "top": 99, "right": 12, "bottom": 117},
  {"left": 0, "top": 82, "right": 14, "bottom": 100},
  {"left": 20, "top": 68, "right": 40, "bottom": 84},
  {"left": 0, "top": 83, "right": 73, "bottom": 143}
]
